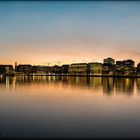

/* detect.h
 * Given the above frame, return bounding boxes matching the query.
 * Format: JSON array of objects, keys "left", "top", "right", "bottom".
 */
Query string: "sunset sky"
[{"left": 0, "top": 1, "right": 140, "bottom": 66}]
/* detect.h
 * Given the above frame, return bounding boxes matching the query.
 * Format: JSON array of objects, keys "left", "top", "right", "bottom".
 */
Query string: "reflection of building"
[
  {"left": 136, "top": 78, "right": 140, "bottom": 94},
  {"left": 103, "top": 58, "right": 115, "bottom": 76},
  {"left": 68, "top": 63, "right": 89, "bottom": 75},
  {"left": 114, "top": 78, "right": 124, "bottom": 93},
  {"left": 115, "top": 78, "right": 134, "bottom": 95},
  {"left": 88, "top": 62, "right": 102, "bottom": 75},
  {"left": 123, "top": 78, "right": 134, "bottom": 95},
  {"left": 68, "top": 76, "right": 89, "bottom": 87},
  {"left": 89, "top": 77, "right": 102, "bottom": 88},
  {"left": 102, "top": 78, "right": 114, "bottom": 95}
]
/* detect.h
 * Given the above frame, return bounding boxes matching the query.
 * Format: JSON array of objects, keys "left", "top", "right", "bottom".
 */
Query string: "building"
[
  {"left": 103, "top": 57, "right": 115, "bottom": 65},
  {"left": 123, "top": 59, "right": 135, "bottom": 68},
  {"left": 16, "top": 64, "right": 32, "bottom": 75},
  {"left": 31, "top": 66, "right": 38, "bottom": 74},
  {"left": 115, "top": 61, "right": 125, "bottom": 76},
  {"left": 52, "top": 65, "right": 62, "bottom": 74},
  {"left": 137, "top": 63, "right": 140, "bottom": 76},
  {"left": 15, "top": 62, "right": 17, "bottom": 72},
  {"left": 0, "top": 65, "right": 13, "bottom": 75},
  {"left": 36, "top": 66, "right": 47, "bottom": 75},
  {"left": 68, "top": 63, "right": 89, "bottom": 75},
  {"left": 46, "top": 66, "right": 53, "bottom": 74},
  {"left": 103, "top": 58, "right": 115, "bottom": 76},
  {"left": 88, "top": 62, "right": 103, "bottom": 75},
  {"left": 115, "top": 59, "right": 135, "bottom": 76},
  {"left": 61, "top": 65, "right": 69, "bottom": 74}
]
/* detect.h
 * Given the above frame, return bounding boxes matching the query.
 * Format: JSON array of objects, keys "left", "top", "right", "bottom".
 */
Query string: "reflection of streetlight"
[
  {"left": 6, "top": 77, "right": 9, "bottom": 91},
  {"left": 13, "top": 76, "right": 16, "bottom": 92}
]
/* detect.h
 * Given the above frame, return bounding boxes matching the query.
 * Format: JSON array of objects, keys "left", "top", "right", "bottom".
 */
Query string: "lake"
[{"left": 0, "top": 76, "right": 140, "bottom": 138}]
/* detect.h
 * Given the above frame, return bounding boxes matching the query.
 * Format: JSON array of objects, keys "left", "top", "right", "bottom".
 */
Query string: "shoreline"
[{"left": 2, "top": 74, "right": 140, "bottom": 78}]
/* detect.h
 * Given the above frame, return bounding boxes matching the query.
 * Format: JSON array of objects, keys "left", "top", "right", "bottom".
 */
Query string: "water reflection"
[
  {"left": 114, "top": 78, "right": 134, "bottom": 95},
  {"left": 0, "top": 76, "right": 140, "bottom": 138},
  {"left": 0, "top": 76, "right": 139, "bottom": 96},
  {"left": 102, "top": 78, "right": 114, "bottom": 95}
]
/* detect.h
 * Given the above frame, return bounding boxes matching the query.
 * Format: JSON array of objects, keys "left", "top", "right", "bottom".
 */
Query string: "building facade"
[
  {"left": 115, "top": 61, "right": 125, "bottom": 76},
  {"left": 103, "top": 58, "right": 115, "bottom": 76},
  {"left": 0, "top": 65, "right": 13, "bottom": 75},
  {"left": 16, "top": 65, "right": 32, "bottom": 75},
  {"left": 137, "top": 63, "right": 140, "bottom": 76},
  {"left": 68, "top": 63, "right": 89, "bottom": 75},
  {"left": 61, "top": 65, "right": 69, "bottom": 74},
  {"left": 88, "top": 62, "right": 103, "bottom": 75},
  {"left": 103, "top": 57, "right": 115, "bottom": 65},
  {"left": 115, "top": 59, "right": 135, "bottom": 76}
]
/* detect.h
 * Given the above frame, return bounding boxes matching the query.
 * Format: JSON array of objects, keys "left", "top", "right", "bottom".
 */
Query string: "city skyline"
[
  {"left": 0, "top": 57, "right": 138, "bottom": 67},
  {"left": 1, "top": 2, "right": 140, "bottom": 66}
]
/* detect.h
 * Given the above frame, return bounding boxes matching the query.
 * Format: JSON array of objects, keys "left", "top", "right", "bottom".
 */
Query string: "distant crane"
[
  {"left": 58, "top": 61, "right": 61, "bottom": 66},
  {"left": 47, "top": 62, "right": 51, "bottom": 66}
]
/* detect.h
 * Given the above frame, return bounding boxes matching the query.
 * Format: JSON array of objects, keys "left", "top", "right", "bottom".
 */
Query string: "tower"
[{"left": 15, "top": 62, "right": 17, "bottom": 72}]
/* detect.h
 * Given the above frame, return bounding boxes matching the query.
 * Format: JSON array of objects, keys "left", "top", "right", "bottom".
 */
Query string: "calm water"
[{"left": 0, "top": 76, "right": 140, "bottom": 138}]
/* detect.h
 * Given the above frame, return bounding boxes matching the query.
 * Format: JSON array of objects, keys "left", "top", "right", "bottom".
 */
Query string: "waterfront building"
[
  {"left": 68, "top": 63, "right": 89, "bottom": 75},
  {"left": 0, "top": 65, "right": 13, "bottom": 75},
  {"left": 61, "top": 65, "right": 69, "bottom": 74},
  {"left": 36, "top": 66, "right": 47, "bottom": 75},
  {"left": 88, "top": 62, "right": 103, "bottom": 75},
  {"left": 123, "top": 59, "right": 135, "bottom": 68},
  {"left": 31, "top": 66, "right": 38, "bottom": 74},
  {"left": 103, "top": 58, "right": 115, "bottom": 76},
  {"left": 46, "top": 66, "right": 53, "bottom": 74},
  {"left": 103, "top": 57, "right": 115, "bottom": 65},
  {"left": 52, "top": 65, "right": 62, "bottom": 74},
  {"left": 16, "top": 64, "right": 32, "bottom": 75},
  {"left": 137, "top": 63, "right": 140, "bottom": 76},
  {"left": 133, "top": 67, "right": 137, "bottom": 76},
  {"left": 115, "top": 61, "right": 125, "bottom": 76},
  {"left": 102, "top": 64, "right": 116, "bottom": 76},
  {"left": 122, "top": 59, "right": 135, "bottom": 76},
  {"left": 115, "top": 59, "right": 135, "bottom": 76}
]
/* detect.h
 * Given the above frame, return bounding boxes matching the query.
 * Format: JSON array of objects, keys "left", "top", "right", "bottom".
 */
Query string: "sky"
[{"left": 0, "top": 1, "right": 140, "bottom": 66}]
